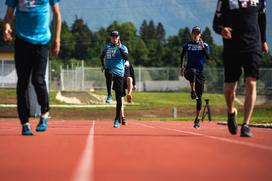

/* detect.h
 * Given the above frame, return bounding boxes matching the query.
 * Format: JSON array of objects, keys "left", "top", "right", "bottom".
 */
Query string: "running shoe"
[
  {"left": 121, "top": 117, "right": 127, "bottom": 126},
  {"left": 113, "top": 119, "right": 119, "bottom": 128},
  {"left": 22, "top": 123, "right": 33, "bottom": 136},
  {"left": 193, "top": 118, "right": 200, "bottom": 129},
  {"left": 36, "top": 117, "right": 48, "bottom": 132},
  {"left": 191, "top": 91, "right": 198, "bottom": 100},
  {"left": 106, "top": 95, "right": 112, "bottom": 103},
  {"left": 227, "top": 108, "right": 238, "bottom": 135},
  {"left": 127, "top": 94, "right": 132, "bottom": 103},
  {"left": 240, "top": 123, "right": 253, "bottom": 137}
]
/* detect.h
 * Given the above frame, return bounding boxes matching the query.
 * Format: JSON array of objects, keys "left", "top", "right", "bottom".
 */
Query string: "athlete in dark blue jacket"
[{"left": 180, "top": 26, "right": 209, "bottom": 129}]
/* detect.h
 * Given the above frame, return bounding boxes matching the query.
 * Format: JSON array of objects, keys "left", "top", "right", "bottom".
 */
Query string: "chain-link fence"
[
  {"left": 0, "top": 59, "right": 17, "bottom": 88},
  {"left": 59, "top": 64, "right": 272, "bottom": 95},
  {"left": 1, "top": 59, "right": 272, "bottom": 95}
]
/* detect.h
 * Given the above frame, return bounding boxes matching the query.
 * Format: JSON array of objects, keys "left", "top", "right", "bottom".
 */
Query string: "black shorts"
[
  {"left": 124, "top": 66, "right": 131, "bottom": 78},
  {"left": 123, "top": 67, "right": 131, "bottom": 92},
  {"left": 223, "top": 52, "right": 262, "bottom": 83},
  {"left": 112, "top": 75, "right": 126, "bottom": 97},
  {"left": 184, "top": 69, "right": 205, "bottom": 98}
]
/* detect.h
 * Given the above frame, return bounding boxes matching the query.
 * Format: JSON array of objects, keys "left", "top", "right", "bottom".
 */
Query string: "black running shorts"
[{"left": 223, "top": 52, "right": 262, "bottom": 83}]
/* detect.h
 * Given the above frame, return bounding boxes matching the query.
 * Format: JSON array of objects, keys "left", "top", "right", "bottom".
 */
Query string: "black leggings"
[
  {"left": 15, "top": 37, "right": 49, "bottom": 124},
  {"left": 105, "top": 69, "right": 112, "bottom": 96},
  {"left": 112, "top": 76, "right": 124, "bottom": 121},
  {"left": 185, "top": 69, "right": 205, "bottom": 111}
]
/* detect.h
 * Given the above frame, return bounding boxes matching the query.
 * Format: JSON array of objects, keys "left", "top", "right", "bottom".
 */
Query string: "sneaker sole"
[{"left": 22, "top": 132, "right": 33, "bottom": 136}]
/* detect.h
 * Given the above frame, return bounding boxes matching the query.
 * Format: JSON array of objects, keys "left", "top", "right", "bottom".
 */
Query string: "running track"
[{"left": 0, "top": 119, "right": 272, "bottom": 181}]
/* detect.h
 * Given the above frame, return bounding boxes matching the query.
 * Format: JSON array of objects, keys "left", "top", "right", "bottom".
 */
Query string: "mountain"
[{"left": 0, "top": 0, "right": 271, "bottom": 45}]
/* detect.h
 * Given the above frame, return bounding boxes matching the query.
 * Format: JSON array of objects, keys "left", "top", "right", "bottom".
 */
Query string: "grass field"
[{"left": 0, "top": 89, "right": 271, "bottom": 124}]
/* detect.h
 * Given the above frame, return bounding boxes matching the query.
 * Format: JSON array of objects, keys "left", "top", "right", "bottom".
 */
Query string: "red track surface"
[{"left": 0, "top": 119, "right": 272, "bottom": 181}]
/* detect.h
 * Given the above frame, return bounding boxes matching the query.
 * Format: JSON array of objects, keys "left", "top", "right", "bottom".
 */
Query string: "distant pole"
[
  {"left": 1, "top": 60, "right": 4, "bottom": 88},
  {"left": 138, "top": 66, "right": 141, "bottom": 91},
  {"left": 172, "top": 107, "right": 177, "bottom": 118},
  {"left": 60, "top": 65, "right": 64, "bottom": 91},
  {"left": 82, "top": 60, "right": 85, "bottom": 90}
]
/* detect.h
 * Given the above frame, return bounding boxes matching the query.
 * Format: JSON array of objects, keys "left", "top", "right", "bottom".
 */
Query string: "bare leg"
[
  {"left": 244, "top": 77, "right": 257, "bottom": 125},
  {"left": 127, "top": 77, "right": 133, "bottom": 103},
  {"left": 127, "top": 77, "right": 133, "bottom": 95},
  {"left": 121, "top": 97, "right": 125, "bottom": 118},
  {"left": 224, "top": 82, "right": 237, "bottom": 114},
  {"left": 190, "top": 82, "right": 196, "bottom": 92}
]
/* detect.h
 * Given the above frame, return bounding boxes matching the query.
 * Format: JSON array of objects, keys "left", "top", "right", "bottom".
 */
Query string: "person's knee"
[
  {"left": 245, "top": 77, "right": 256, "bottom": 88},
  {"left": 224, "top": 83, "right": 236, "bottom": 97},
  {"left": 31, "top": 75, "right": 45, "bottom": 87},
  {"left": 127, "top": 77, "right": 132, "bottom": 83}
]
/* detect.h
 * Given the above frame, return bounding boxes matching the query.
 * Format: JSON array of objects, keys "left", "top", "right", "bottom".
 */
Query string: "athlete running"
[
  {"left": 101, "top": 30, "right": 129, "bottom": 128},
  {"left": 180, "top": 26, "right": 210, "bottom": 129},
  {"left": 213, "top": 0, "right": 269, "bottom": 137}
]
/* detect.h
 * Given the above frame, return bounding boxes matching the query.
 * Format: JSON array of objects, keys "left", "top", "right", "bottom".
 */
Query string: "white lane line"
[
  {"left": 160, "top": 127, "right": 272, "bottom": 152},
  {"left": 72, "top": 121, "right": 95, "bottom": 181},
  {"left": 131, "top": 122, "right": 155, "bottom": 129}
]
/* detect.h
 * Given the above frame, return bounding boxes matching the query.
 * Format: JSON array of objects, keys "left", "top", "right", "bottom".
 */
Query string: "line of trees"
[{"left": 0, "top": 17, "right": 271, "bottom": 69}]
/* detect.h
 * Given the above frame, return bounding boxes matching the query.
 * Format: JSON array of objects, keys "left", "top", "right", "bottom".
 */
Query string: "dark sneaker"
[
  {"left": 240, "top": 124, "right": 253, "bottom": 137},
  {"left": 36, "top": 117, "right": 49, "bottom": 132},
  {"left": 191, "top": 91, "right": 198, "bottom": 100},
  {"left": 227, "top": 108, "right": 238, "bottom": 135},
  {"left": 113, "top": 119, "right": 119, "bottom": 128},
  {"left": 22, "top": 123, "right": 33, "bottom": 136},
  {"left": 193, "top": 119, "right": 200, "bottom": 129},
  {"left": 121, "top": 117, "right": 127, "bottom": 126}
]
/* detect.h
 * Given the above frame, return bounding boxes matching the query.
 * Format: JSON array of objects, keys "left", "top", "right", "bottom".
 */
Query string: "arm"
[
  {"left": 258, "top": 0, "right": 269, "bottom": 53},
  {"left": 51, "top": 3, "right": 62, "bottom": 56},
  {"left": 203, "top": 44, "right": 210, "bottom": 60},
  {"left": 129, "top": 64, "right": 136, "bottom": 86},
  {"left": 180, "top": 45, "right": 187, "bottom": 68},
  {"left": 119, "top": 47, "right": 128, "bottom": 60},
  {"left": 3, "top": 6, "right": 15, "bottom": 41},
  {"left": 212, "top": 0, "right": 225, "bottom": 35},
  {"left": 180, "top": 45, "right": 187, "bottom": 77},
  {"left": 100, "top": 51, "right": 105, "bottom": 71}
]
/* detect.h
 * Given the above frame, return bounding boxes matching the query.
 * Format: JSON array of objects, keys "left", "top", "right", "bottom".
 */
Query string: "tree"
[
  {"left": 156, "top": 22, "right": 166, "bottom": 42},
  {"left": 71, "top": 17, "right": 92, "bottom": 60},
  {"left": 140, "top": 20, "right": 149, "bottom": 43},
  {"left": 201, "top": 27, "right": 214, "bottom": 45},
  {"left": 147, "top": 20, "right": 156, "bottom": 41},
  {"left": 59, "top": 21, "right": 75, "bottom": 61},
  {"left": 133, "top": 39, "right": 149, "bottom": 66}
]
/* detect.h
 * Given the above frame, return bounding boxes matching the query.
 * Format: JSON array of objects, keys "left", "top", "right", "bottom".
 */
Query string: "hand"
[
  {"left": 133, "top": 85, "right": 137, "bottom": 90},
  {"left": 180, "top": 67, "right": 185, "bottom": 77},
  {"left": 199, "top": 39, "right": 205, "bottom": 49},
  {"left": 262, "top": 42, "right": 269, "bottom": 54},
  {"left": 51, "top": 41, "right": 60, "bottom": 56},
  {"left": 116, "top": 39, "right": 121, "bottom": 48},
  {"left": 221, "top": 27, "right": 232, "bottom": 39},
  {"left": 125, "top": 61, "right": 130, "bottom": 67},
  {"left": 3, "top": 24, "right": 13, "bottom": 41},
  {"left": 101, "top": 66, "right": 105, "bottom": 72}
]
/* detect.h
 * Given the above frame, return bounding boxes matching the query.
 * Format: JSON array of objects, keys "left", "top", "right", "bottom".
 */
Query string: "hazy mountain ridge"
[{"left": 0, "top": 0, "right": 271, "bottom": 45}]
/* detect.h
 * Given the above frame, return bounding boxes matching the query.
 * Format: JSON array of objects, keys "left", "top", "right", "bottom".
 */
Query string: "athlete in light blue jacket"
[{"left": 101, "top": 30, "right": 128, "bottom": 128}]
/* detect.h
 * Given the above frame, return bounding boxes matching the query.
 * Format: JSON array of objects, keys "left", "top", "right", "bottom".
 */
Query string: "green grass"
[
  {"left": 1, "top": 89, "right": 272, "bottom": 124},
  {"left": 95, "top": 90, "right": 226, "bottom": 107},
  {"left": 0, "top": 89, "right": 16, "bottom": 96}
]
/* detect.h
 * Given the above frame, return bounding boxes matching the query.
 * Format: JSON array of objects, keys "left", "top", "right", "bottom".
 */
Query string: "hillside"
[{"left": 0, "top": 0, "right": 271, "bottom": 45}]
